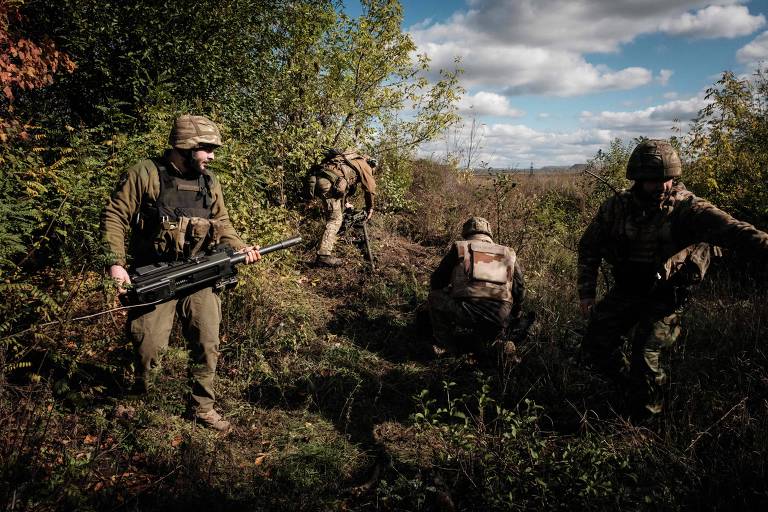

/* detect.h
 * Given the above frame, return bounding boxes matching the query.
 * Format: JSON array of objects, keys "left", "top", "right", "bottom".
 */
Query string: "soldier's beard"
[{"left": 182, "top": 150, "right": 206, "bottom": 175}]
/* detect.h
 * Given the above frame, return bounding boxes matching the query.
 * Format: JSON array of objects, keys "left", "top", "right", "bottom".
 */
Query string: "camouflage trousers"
[
  {"left": 428, "top": 288, "right": 512, "bottom": 352},
  {"left": 582, "top": 285, "right": 684, "bottom": 415},
  {"left": 127, "top": 287, "right": 222, "bottom": 413},
  {"left": 316, "top": 177, "right": 343, "bottom": 256}
]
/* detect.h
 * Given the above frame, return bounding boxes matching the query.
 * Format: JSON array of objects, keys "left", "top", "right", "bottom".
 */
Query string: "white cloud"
[
  {"left": 410, "top": 1, "right": 765, "bottom": 97},
  {"left": 579, "top": 95, "right": 708, "bottom": 133},
  {"left": 659, "top": 4, "right": 765, "bottom": 39},
  {"left": 410, "top": 2, "right": 765, "bottom": 166},
  {"left": 737, "top": 30, "right": 768, "bottom": 65},
  {"left": 421, "top": 40, "right": 653, "bottom": 95},
  {"left": 419, "top": 94, "right": 711, "bottom": 167},
  {"left": 458, "top": 91, "right": 525, "bottom": 117},
  {"left": 412, "top": 1, "right": 762, "bottom": 52},
  {"left": 419, "top": 122, "right": 617, "bottom": 168},
  {"left": 657, "top": 69, "right": 674, "bottom": 85}
]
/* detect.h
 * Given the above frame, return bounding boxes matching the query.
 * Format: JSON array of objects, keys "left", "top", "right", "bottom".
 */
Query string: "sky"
[{"left": 351, "top": 0, "right": 768, "bottom": 168}]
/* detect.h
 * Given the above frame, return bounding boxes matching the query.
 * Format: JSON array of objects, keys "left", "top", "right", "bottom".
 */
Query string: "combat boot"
[
  {"left": 195, "top": 409, "right": 232, "bottom": 433},
  {"left": 315, "top": 254, "right": 342, "bottom": 267}
]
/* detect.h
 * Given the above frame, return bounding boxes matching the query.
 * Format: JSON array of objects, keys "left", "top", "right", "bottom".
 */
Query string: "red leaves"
[
  {"left": 1, "top": 34, "right": 77, "bottom": 100},
  {"left": 1, "top": 2, "right": 77, "bottom": 140}
]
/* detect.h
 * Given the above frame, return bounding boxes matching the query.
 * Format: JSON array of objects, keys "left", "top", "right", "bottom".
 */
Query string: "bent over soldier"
[
  {"left": 102, "top": 115, "right": 260, "bottom": 432},
  {"left": 307, "top": 149, "right": 377, "bottom": 267},
  {"left": 428, "top": 217, "right": 525, "bottom": 355},
  {"left": 578, "top": 139, "right": 768, "bottom": 417}
]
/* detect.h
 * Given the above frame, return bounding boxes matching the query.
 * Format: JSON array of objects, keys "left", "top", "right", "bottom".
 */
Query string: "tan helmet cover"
[
  {"left": 169, "top": 115, "right": 222, "bottom": 150},
  {"left": 462, "top": 216, "right": 492, "bottom": 238},
  {"left": 627, "top": 139, "right": 681, "bottom": 180}
]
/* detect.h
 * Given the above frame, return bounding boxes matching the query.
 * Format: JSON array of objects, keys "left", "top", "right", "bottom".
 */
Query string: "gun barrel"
[{"left": 230, "top": 236, "right": 303, "bottom": 264}]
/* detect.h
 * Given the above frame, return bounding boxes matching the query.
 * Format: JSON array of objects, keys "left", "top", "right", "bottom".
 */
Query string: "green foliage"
[
  {"left": 683, "top": 69, "right": 768, "bottom": 222},
  {"left": 16, "top": 0, "right": 460, "bottom": 211},
  {"left": 0, "top": 0, "right": 461, "bottom": 373},
  {"left": 582, "top": 137, "right": 632, "bottom": 206},
  {"left": 413, "top": 377, "right": 665, "bottom": 510},
  {"left": 377, "top": 155, "right": 418, "bottom": 213}
]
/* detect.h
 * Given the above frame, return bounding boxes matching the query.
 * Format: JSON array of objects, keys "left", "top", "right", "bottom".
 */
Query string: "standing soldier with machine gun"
[
  {"left": 102, "top": 115, "right": 261, "bottom": 432},
  {"left": 306, "top": 148, "right": 377, "bottom": 267}
]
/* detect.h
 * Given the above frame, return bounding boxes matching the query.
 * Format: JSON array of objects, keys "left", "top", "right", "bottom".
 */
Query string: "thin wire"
[{"left": 1, "top": 298, "right": 165, "bottom": 341}]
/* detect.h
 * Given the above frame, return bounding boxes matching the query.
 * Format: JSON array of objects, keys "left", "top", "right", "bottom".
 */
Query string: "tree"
[{"left": 683, "top": 69, "right": 768, "bottom": 223}]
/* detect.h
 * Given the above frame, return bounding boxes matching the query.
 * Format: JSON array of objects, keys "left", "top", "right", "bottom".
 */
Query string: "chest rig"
[
  {"left": 145, "top": 160, "right": 213, "bottom": 220},
  {"left": 136, "top": 161, "right": 219, "bottom": 262},
  {"left": 609, "top": 188, "right": 712, "bottom": 288}
]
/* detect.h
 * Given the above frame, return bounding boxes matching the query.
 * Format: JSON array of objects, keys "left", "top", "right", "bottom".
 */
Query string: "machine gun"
[
  {"left": 340, "top": 207, "right": 374, "bottom": 269},
  {"left": 122, "top": 236, "right": 302, "bottom": 306}
]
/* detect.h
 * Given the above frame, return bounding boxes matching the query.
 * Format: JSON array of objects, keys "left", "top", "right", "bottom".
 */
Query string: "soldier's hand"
[
  {"left": 579, "top": 298, "right": 595, "bottom": 318},
  {"left": 109, "top": 265, "right": 131, "bottom": 295},
  {"left": 365, "top": 208, "right": 374, "bottom": 221},
  {"left": 240, "top": 245, "right": 261, "bottom": 264}
]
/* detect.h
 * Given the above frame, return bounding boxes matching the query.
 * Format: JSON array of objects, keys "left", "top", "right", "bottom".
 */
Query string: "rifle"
[
  {"left": 122, "top": 236, "right": 302, "bottom": 306},
  {"left": 340, "top": 207, "right": 375, "bottom": 269}
]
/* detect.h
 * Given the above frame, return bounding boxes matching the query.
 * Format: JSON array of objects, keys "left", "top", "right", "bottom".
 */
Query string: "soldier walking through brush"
[
  {"left": 102, "top": 115, "right": 260, "bottom": 432},
  {"left": 306, "top": 148, "right": 377, "bottom": 267},
  {"left": 428, "top": 217, "right": 526, "bottom": 356},
  {"left": 578, "top": 139, "right": 768, "bottom": 418}
]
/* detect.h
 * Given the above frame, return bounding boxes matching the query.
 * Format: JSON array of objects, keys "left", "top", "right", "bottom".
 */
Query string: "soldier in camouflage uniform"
[
  {"left": 578, "top": 139, "right": 768, "bottom": 417},
  {"left": 307, "top": 149, "right": 377, "bottom": 267},
  {"left": 102, "top": 115, "right": 260, "bottom": 432},
  {"left": 429, "top": 217, "right": 525, "bottom": 354}
]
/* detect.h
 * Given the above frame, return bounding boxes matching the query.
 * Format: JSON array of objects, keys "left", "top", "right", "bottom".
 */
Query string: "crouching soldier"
[
  {"left": 306, "top": 148, "right": 377, "bottom": 267},
  {"left": 428, "top": 217, "right": 525, "bottom": 356},
  {"left": 578, "top": 138, "right": 768, "bottom": 418}
]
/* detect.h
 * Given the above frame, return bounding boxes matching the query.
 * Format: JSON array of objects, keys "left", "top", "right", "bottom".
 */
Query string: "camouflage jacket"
[
  {"left": 101, "top": 152, "right": 245, "bottom": 267},
  {"left": 577, "top": 183, "right": 768, "bottom": 300}
]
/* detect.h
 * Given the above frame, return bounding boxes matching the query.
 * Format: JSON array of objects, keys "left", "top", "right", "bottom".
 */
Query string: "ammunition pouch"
[{"left": 153, "top": 216, "right": 222, "bottom": 260}]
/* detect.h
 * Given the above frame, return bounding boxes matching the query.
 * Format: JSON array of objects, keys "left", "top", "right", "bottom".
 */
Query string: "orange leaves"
[
  {"left": 1, "top": 34, "right": 77, "bottom": 101},
  {"left": 1, "top": 2, "right": 77, "bottom": 140}
]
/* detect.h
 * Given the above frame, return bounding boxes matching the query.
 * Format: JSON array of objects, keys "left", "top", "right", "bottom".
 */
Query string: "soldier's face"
[
  {"left": 639, "top": 178, "right": 673, "bottom": 203},
  {"left": 190, "top": 145, "right": 216, "bottom": 173}
]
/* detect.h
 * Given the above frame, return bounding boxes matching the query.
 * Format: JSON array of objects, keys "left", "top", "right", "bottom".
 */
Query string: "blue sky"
[{"left": 350, "top": 1, "right": 768, "bottom": 167}]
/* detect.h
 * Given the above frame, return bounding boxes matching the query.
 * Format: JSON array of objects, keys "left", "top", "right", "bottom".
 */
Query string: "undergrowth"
[{"left": 1, "top": 161, "right": 767, "bottom": 511}]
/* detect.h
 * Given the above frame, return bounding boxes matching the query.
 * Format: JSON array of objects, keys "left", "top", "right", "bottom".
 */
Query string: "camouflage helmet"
[
  {"left": 169, "top": 115, "right": 222, "bottom": 150},
  {"left": 462, "top": 216, "right": 492, "bottom": 238},
  {"left": 626, "top": 139, "right": 681, "bottom": 180}
]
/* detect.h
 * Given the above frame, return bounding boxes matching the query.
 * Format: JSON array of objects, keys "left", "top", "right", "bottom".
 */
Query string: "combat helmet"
[
  {"left": 626, "top": 139, "right": 681, "bottom": 180},
  {"left": 462, "top": 216, "right": 492, "bottom": 238},
  {"left": 169, "top": 115, "right": 222, "bottom": 150}
]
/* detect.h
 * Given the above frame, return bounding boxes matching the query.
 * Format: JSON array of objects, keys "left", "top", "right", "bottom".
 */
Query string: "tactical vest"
[
  {"left": 450, "top": 240, "right": 516, "bottom": 302},
  {"left": 135, "top": 161, "right": 221, "bottom": 261},
  {"left": 610, "top": 188, "right": 714, "bottom": 285}
]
